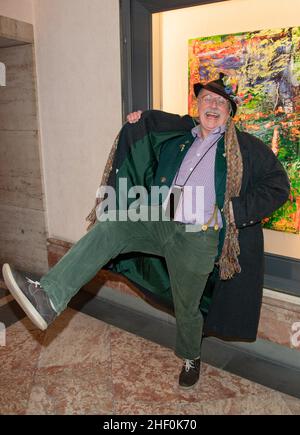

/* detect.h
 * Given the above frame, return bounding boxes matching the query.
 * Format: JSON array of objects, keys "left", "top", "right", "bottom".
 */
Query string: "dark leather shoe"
[
  {"left": 2, "top": 263, "right": 57, "bottom": 330},
  {"left": 179, "top": 358, "right": 201, "bottom": 389}
]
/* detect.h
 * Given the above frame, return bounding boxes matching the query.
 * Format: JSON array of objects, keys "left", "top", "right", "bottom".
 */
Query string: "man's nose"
[{"left": 211, "top": 98, "right": 218, "bottom": 108}]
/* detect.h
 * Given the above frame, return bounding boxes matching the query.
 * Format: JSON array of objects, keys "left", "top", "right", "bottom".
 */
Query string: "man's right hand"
[{"left": 127, "top": 110, "right": 143, "bottom": 124}]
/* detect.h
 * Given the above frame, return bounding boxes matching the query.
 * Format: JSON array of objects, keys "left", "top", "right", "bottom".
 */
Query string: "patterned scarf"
[
  {"left": 218, "top": 117, "right": 243, "bottom": 280},
  {"left": 86, "top": 131, "right": 120, "bottom": 231},
  {"left": 86, "top": 117, "right": 243, "bottom": 280}
]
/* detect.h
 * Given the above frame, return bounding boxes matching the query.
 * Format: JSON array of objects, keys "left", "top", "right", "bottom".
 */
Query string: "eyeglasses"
[{"left": 199, "top": 94, "right": 229, "bottom": 108}]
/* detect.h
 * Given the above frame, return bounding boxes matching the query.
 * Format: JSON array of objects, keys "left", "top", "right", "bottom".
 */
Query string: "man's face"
[{"left": 197, "top": 89, "right": 231, "bottom": 137}]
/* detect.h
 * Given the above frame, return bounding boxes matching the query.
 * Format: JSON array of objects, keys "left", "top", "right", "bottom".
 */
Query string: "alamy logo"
[
  {"left": 0, "top": 322, "right": 6, "bottom": 347},
  {"left": 96, "top": 178, "right": 205, "bottom": 232},
  {"left": 290, "top": 322, "right": 300, "bottom": 348},
  {"left": 0, "top": 61, "right": 6, "bottom": 86}
]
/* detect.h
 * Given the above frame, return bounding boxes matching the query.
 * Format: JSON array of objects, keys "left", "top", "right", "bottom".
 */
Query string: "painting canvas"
[{"left": 188, "top": 27, "right": 300, "bottom": 234}]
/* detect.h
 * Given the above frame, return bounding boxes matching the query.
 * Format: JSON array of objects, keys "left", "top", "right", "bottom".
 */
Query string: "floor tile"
[
  {"left": 0, "top": 368, "right": 36, "bottom": 414},
  {"left": 114, "top": 401, "right": 179, "bottom": 415},
  {"left": 1, "top": 296, "right": 300, "bottom": 415},
  {"left": 178, "top": 391, "right": 292, "bottom": 415},
  {"left": 0, "top": 318, "right": 45, "bottom": 371},
  {"left": 280, "top": 393, "right": 300, "bottom": 415},
  {"left": 110, "top": 326, "right": 271, "bottom": 407},
  {"left": 26, "top": 363, "right": 113, "bottom": 415},
  {"left": 38, "top": 309, "right": 111, "bottom": 368}
]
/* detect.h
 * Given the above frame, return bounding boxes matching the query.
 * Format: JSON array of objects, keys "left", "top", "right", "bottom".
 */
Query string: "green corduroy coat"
[{"left": 97, "top": 110, "right": 290, "bottom": 341}]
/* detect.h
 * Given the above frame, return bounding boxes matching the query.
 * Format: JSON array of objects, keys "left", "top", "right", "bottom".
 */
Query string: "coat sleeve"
[{"left": 231, "top": 134, "right": 290, "bottom": 229}]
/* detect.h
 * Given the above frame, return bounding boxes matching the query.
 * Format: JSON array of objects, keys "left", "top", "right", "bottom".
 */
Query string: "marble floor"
[{"left": 0, "top": 289, "right": 300, "bottom": 415}]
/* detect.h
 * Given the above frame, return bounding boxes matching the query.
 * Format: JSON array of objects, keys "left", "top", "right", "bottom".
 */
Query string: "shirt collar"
[{"left": 191, "top": 124, "right": 226, "bottom": 138}]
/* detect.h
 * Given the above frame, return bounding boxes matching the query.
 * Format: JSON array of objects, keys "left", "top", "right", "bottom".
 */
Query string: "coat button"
[
  {"left": 161, "top": 177, "right": 167, "bottom": 183},
  {"left": 243, "top": 223, "right": 246, "bottom": 226},
  {"left": 250, "top": 220, "right": 254, "bottom": 224}
]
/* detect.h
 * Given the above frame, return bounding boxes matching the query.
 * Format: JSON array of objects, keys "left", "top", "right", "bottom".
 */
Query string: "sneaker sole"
[
  {"left": 178, "top": 381, "right": 199, "bottom": 390},
  {"left": 2, "top": 263, "right": 48, "bottom": 331}
]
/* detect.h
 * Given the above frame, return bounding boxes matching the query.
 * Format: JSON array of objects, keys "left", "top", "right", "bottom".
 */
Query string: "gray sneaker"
[{"left": 2, "top": 263, "right": 57, "bottom": 330}]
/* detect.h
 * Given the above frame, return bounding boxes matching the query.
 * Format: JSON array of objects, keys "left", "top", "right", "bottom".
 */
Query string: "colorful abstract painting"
[{"left": 188, "top": 27, "right": 300, "bottom": 234}]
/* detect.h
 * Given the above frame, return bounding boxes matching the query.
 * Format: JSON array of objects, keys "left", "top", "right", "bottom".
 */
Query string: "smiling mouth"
[{"left": 205, "top": 111, "right": 220, "bottom": 119}]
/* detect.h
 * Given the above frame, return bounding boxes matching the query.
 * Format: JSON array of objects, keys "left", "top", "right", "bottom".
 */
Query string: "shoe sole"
[
  {"left": 178, "top": 381, "right": 199, "bottom": 390},
  {"left": 2, "top": 263, "right": 48, "bottom": 331}
]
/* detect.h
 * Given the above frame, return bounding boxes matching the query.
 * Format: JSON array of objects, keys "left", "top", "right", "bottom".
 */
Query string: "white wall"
[
  {"left": 0, "top": 0, "right": 33, "bottom": 23},
  {"left": 158, "top": 0, "right": 300, "bottom": 258},
  {"left": 33, "top": 0, "right": 122, "bottom": 242}
]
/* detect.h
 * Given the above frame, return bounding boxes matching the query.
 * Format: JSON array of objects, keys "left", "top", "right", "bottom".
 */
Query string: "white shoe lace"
[
  {"left": 184, "top": 359, "right": 195, "bottom": 372},
  {"left": 26, "top": 277, "right": 41, "bottom": 288}
]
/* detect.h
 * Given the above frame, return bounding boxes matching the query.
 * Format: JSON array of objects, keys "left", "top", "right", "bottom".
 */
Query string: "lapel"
[
  {"left": 156, "top": 131, "right": 195, "bottom": 187},
  {"left": 173, "top": 132, "right": 194, "bottom": 169}
]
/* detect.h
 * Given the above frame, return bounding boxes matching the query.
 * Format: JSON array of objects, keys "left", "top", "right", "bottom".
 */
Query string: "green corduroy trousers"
[{"left": 41, "top": 206, "right": 219, "bottom": 359}]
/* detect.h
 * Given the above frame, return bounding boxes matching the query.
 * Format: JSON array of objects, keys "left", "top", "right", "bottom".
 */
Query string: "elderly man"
[{"left": 3, "top": 73, "right": 290, "bottom": 389}]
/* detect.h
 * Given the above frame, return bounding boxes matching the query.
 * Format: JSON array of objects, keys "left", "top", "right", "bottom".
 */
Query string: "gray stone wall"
[{"left": 0, "top": 43, "right": 48, "bottom": 274}]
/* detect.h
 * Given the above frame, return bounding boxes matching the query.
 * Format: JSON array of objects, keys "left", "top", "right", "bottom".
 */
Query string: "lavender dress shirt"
[{"left": 162, "top": 124, "right": 225, "bottom": 227}]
